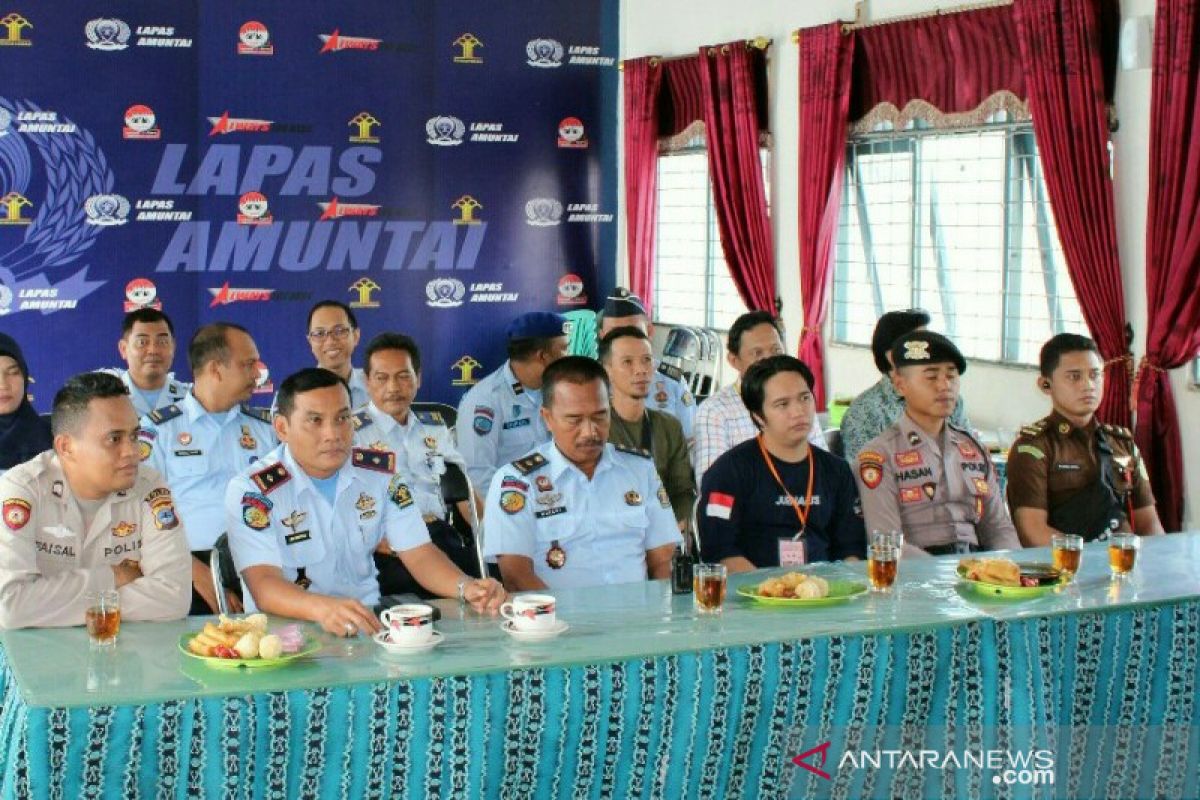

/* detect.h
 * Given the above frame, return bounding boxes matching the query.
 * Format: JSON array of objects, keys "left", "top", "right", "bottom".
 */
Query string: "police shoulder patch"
[
  {"left": 388, "top": 474, "right": 414, "bottom": 509},
  {"left": 612, "top": 443, "right": 651, "bottom": 459},
  {"left": 240, "top": 405, "right": 272, "bottom": 424},
  {"left": 352, "top": 410, "right": 373, "bottom": 431},
  {"left": 251, "top": 462, "right": 291, "bottom": 494},
  {"left": 413, "top": 409, "right": 445, "bottom": 426},
  {"left": 146, "top": 404, "right": 183, "bottom": 426},
  {"left": 657, "top": 362, "right": 682, "bottom": 381},
  {"left": 512, "top": 452, "right": 548, "bottom": 475},
  {"left": 352, "top": 447, "right": 396, "bottom": 473}
]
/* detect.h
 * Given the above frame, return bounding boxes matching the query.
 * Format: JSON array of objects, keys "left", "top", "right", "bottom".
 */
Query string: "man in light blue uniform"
[
  {"left": 101, "top": 308, "right": 191, "bottom": 417},
  {"left": 353, "top": 332, "right": 481, "bottom": 595},
  {"left": 484, "top": 357, "right": 681, "bottom": 591},
  {"left": 305, "top": 300, "right": 369, "bottom": 409},
  {"left": 141, "top": 323, "right": 275, "bottom": 615},
  {"left": 456, "top": 312, "right": 569, "bottom": 491},
  {"left": 226, "top": 368, "right": 505, "bottom": 637},
  {"left": 596, "top": 288, "right": 695, "bottom": 440}
]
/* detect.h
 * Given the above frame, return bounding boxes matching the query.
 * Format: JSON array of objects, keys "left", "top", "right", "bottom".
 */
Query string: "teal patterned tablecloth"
[{"left": 1, "top": 534, "right": 1197, "bottom": 799}]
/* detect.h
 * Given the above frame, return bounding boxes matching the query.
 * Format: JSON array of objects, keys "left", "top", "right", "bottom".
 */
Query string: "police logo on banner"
[
  {"left": 426, "top": 278, "right": 466, "bottom": 308},
  {"left": 526, "top": 38, "right": 563, "bottom": 68},
  {"left": 84, "top": 194, "right": 130, "bottom": 226},
  {"left": 425, "top": 115, "right": 465, "bottom": 146},
  {"left": 525, "top": 198, "right": 563, "bottom": 227},
  {"left": 85, "top": 18, "right": 131, "bottom": 50}
]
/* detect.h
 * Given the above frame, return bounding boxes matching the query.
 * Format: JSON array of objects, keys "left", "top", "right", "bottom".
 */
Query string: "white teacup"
[
  {"left": 500, "top": 594, "right": 557, "bottom": 631},
  {"left": 380, "top": 604, "right": 434, "bottom": 644}
]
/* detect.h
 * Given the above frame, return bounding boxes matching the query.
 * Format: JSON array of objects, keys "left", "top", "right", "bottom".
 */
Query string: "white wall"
[{"left": 620, "top": 0, "right": 1200, "bottom": 527}]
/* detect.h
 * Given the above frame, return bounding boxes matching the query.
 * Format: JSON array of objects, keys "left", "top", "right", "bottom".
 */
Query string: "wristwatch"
[{"left": 456, "top": 577, "right": 469, "bottom": 604}]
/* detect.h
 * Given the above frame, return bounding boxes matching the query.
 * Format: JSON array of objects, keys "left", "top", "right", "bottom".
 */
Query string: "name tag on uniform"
[
  {"left": 778, "top": 538, "right": 807, "bottom": 566},
  {"left": 174, "top": 449, "right": 203, "bottom": 457},
  {"left": 285, "top": 530, "right": 312, "bottom": 545},
  {"left": 502, "top": 418, "right": 530, "bottom": 430}
]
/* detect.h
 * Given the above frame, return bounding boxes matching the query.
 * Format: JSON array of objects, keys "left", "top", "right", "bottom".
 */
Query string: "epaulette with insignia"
[
  {"left": 352, "top": 447, "right": 395, "bottom": 473},
  {"left": 146, "top": 404, "right": 183, "bottom": 426},
  {"left": 511, "top": 452, "right": 548, "bottom": 475},
  {"left": 1017, "top": 417, "right": 1049, "bottom": 439},
  {"left": 240, "top": 405, "right": 272, "bottom": 424},
  {"left": 613, "top": 442, "right": 652, "bottom": 459},
  {"left": 251, "top": 462, "right": 291, "bottom": 494},
  {"left": 352, "top": 410, "right": 373, "bottom": 431},
  {"left": 1103, "top": 423, "right": 1133, "bottom": 439},
  {"left": 413, "top": 409, "right": 445, "bottom": 426},
  {"left": 657, "top": 362, "right": 682, "bottom": 381}
]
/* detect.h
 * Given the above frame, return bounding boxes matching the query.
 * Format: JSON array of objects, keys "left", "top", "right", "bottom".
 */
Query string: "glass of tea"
[
  {"left": 86, "top": 589, "right": 121, "bottom": 646},
  {"left": 867, "top": 544, "right": 898, "bottom": 593},
  {"left": 1108, "top": 533, "right": 1139, "bottom": 578},
  {"left": 693, "top": 563, "right": 727, "bottom": 615},
  {"left": 1051, "top": 533, "right": 1083, "bottom": 579}
]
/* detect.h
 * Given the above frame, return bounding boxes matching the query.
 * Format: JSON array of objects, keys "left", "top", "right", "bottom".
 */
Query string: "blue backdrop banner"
[{"left": 0, "top": 1, "right": 618, "bottom": 407}]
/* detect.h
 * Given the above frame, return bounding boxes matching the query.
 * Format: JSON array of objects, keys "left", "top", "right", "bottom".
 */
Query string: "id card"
[{"left": 778, "top": 537, "right": 807, "bottom": 566}]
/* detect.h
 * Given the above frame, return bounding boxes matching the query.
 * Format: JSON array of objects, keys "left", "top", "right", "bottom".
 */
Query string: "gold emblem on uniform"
[
  {"left": 423, "top": 436, "right": 438, "bottom": 450},
  {"left": 922, "top": 482, "right": 936, "bottom": 499},
  {"left": 904, "top": 341, "right": 930, "bottom": 360},
  {"left": 1058, "top": 422, "right": 1071, "bottom": 435},
  {"left": 239, "top": 424, "right": 257, "bottom": 450},
  {"left": 370, "top": 441, "right": 389, "bottom": 452},
  {"left": 355, "top": 492, "right": 377, "bottom": 519},
  {"left": 546, "top": 539, "right": 567, "bottom": 569},
  {"left": 624, "top": 490, "right": 642, "bottom": 506},
  {"left": 112, "top": 521, "right": 137, "bottom": 538},
  {"left": 178, "top": 432, "right": 192, "bottom": 446}
]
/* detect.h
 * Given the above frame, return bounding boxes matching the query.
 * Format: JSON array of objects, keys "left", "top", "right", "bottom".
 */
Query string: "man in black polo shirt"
[{"left": 698, "top": 356, "right": 866, "bottom": 571}]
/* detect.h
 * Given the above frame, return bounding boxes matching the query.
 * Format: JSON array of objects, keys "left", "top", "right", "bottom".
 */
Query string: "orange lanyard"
[{"left": 757, "top": 434, "right": 814, "bottom": 538}]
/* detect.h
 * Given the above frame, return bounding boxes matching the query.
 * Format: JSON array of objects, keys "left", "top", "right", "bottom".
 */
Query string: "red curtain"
[
  {"left": 797, "top": 24, "right": 855, "bottom": 411},
  {"left": 851, "top": 7, "right": 1024, "bottom": 120},
  {"left": 1013, "top": 0, "right": 1131, "bottom": 427},
  {"left": 698, "top": 42, "right": 776, "bottom": 312},
  {"left": 623, "top": 57, "right": 664, "bottom": 315},
  {"left": 1134, "top": 0, "right": 1200, "bottom": 531}
]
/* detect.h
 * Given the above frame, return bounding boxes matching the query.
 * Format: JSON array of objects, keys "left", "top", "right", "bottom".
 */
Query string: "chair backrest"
[
  {"left": 439, "top": 461, "right": 473, "bottom": 505},
  {"left": 824, "top": 428, "right": 845, "bottom": 459},
  {"left": 411, "top": 401, "right": 458, "bottom": 430}
]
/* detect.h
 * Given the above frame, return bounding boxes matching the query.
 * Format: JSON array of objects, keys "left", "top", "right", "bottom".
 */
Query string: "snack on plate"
[
  {"left": 959, "top": 557, "right": 1021, "bottom": 587},
  {"left": 187, "top": 614, "right": 286, "bottom": 659},
  {"left": 756, "top": 572, "right": 830, "bottom": 599}
]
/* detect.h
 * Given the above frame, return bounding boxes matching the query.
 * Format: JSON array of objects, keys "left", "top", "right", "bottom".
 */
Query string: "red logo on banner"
[
  {"left": 317, "top": 198, "right": 381, "bottom": 221},
  {"left": 209, "top": 283, "right": 275, "bottom": 307},
  {"left": 556, "top": 274, "right": 587, "bottom": 306},
  {"left": 238, "top": 21, "right": 273, "bottom": 55},
  {"left": 122, "top": 104, "right": 160, "bottom": 139},
  {"left": 208, "top": 111, "right": 272, "bottom": 135},
  {"left": 237, "top": 192, "right": 272, "bottom": 225},
  {"left": 124, "top": 278, "right": 162, "bottom": 312},
  {"left": 792, "top": 742, "right": 833, "bottom": 780},
  {"left": 318, "top": 30, "right": 381, "bottom": 53},
  {"left": 557, "top": 117, "right": 588, "bottom": 148}
]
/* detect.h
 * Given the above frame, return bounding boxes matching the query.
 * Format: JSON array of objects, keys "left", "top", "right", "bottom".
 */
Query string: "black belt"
[{"left": 924, "top": 542, "right": 980, "bottom": 556}]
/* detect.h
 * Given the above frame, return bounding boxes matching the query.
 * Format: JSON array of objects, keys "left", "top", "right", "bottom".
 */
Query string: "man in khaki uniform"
[
  {"left": 855, "top": 331, "right": 1020, "bottom": 555},
  {"left": 599, "top": 326, "right": 695, "bottom": 526},
  {"left": 1006, "top": 334, "right": 1163, "bottom": 544},
  {"left": 0, "top": 372, "right": 191, "bottom": 629}
]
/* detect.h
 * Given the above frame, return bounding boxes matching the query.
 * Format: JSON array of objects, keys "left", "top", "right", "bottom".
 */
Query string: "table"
[{"left": 1, "top": 534, "right": 1198, "bottom": 799}]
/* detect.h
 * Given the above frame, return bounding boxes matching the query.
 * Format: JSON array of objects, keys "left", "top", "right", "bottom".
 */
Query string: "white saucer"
[
  {"left": 501, "top": 619, "right": 569, "bottom": 642},
  {"left": 373, "top": 629, "right": 444, "bottom": 655}
]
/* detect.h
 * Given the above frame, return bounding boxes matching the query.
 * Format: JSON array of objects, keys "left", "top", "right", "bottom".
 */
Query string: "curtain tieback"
[{"left": 1130, "top": 355, "right": 1168, "bottom": 407}]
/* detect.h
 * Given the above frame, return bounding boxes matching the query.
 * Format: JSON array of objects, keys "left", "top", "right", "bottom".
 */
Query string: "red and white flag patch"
[{"left": 706, "top": 492, "right": 735, "bottom": 520}]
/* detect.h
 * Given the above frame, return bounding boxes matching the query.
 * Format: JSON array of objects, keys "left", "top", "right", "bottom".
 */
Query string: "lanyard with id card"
[{"left": 757, "top": 435, "right": 814, "bottom": 566}]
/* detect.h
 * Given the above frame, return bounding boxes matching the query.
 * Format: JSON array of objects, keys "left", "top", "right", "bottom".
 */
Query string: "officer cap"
[
  {"left": 890, "top": 330, "right": 967, "bottom": 374},
  {"left": 506, "top": 311, "right": 569, "bottom": 341},
  {"left": 603, "top": 287, "right": 647, "bottom": 318}
]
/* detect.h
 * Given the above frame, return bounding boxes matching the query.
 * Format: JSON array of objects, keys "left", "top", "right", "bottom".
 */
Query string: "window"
[
  {"left": 652, "top": 148, "right": 756, "bottom": 331},
  {"left": 832, "top": 122, "right": 1088, "bottom": 365}
]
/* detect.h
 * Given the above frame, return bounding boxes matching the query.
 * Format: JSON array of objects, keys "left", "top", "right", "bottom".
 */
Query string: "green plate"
[
  {"left": 737, "top": 579, "right": 868, "bottom": 606},
  {"left": 178, "top": 633, "right": 321, "bottom": 669},
  {"left": 956, "top": 562, "right": 1067, "bottom": 599}
]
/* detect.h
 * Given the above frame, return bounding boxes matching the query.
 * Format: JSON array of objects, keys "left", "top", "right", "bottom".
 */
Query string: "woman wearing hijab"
[{"left": 0, "top": 333, "right": 52, "bottom": 474}]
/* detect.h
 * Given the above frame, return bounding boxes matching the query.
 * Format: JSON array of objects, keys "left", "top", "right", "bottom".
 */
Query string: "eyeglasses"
[{"left": 307, "top": 325, "right": 353, "bottom": 342}]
